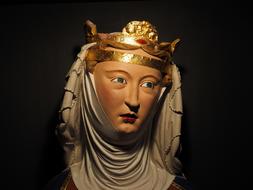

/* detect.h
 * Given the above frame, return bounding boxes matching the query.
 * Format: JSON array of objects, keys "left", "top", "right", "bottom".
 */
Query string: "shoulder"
[
  {"left": 44, "top": 170, "right": 192, "bottom": 190},
  {"left": 168, "top": 175, "right": 192, "bottom": 190},
  {"left": 43, "top": 168, "right": 72, "bottom": 190}
]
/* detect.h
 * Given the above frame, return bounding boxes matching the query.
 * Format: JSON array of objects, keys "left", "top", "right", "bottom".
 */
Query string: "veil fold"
[{"left": 56, "top": 43, "right": 183, "bottom": 190}]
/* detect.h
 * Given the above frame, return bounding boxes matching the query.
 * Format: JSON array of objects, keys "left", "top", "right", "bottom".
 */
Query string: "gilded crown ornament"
[
  {"left": 123, "top": 21, "right": 158, "bottom": 42},
  {"left": 84, "top": 19, "right": 180, "bottom": 84},
  {"left": 115, "top": 20, "right": 158, "bottom": 46}
]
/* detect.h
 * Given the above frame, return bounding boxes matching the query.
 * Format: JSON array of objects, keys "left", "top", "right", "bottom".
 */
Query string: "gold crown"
[
  {"left": 84, "top": 20, "right": 180, "bottom": 78},
  {"left": 109, "top": 20, "right": 158, "bottom": 46}
]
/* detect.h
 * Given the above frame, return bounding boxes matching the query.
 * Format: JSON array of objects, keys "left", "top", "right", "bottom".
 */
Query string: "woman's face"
[{"left": 93, "top": 50, "right": 162, "bottom": 133}]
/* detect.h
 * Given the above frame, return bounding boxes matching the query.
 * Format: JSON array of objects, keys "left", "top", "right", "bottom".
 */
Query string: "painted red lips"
[{"left": 120, "top": 113, "right": 138, "bottom": 124}]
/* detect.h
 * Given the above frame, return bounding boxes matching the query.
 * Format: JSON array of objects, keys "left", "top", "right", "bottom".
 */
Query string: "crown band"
[
  {"left": 86, "top": 48, "right": 168, "bottom": 72},
  {"left": 85, "top": 20, "right": 180, "bottom": 79}
]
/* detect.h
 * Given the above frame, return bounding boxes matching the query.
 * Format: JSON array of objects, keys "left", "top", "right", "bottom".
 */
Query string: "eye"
[
  {"left": 141, "top": 81, "right": 155, "bottom": 89},
  {"left": 111, "top": 77, "right": 127, "bottom": 84}
]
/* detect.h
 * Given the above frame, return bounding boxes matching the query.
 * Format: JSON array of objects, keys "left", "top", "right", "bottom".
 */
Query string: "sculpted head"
[
  {"left": 85, "top": 20, "right": 180, "bottom": 133},
  {"left": 92, "top": 48, "right": 162, "bottom": 133}
]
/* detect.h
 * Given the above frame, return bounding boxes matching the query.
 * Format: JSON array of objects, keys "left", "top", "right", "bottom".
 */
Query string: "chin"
[{"left": 116, "top": 124, "right": 140, "bottom": 134}]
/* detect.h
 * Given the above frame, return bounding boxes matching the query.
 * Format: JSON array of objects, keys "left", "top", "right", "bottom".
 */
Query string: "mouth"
[{"left": 120, "top": 113, "right": 138, "bottom": 124}]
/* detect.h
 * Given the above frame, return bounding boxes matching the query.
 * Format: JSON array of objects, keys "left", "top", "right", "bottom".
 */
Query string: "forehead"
[{"left": 95, "top": 61, "right": 162, "bottom": 79}]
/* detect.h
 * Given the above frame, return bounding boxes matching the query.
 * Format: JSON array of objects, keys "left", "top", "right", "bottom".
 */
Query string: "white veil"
[{"left": 56, "top": 43, "right": 183, "bottom": 190}]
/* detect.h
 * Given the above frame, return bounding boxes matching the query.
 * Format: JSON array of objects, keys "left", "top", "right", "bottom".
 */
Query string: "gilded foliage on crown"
[{"left": 122, "top": 21, "right": 158, "bottom": 43}]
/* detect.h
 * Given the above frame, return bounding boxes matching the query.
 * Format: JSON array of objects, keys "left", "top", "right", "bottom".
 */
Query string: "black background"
[{"left": 1, "top": 0, "right": 252, "bottom": 189}]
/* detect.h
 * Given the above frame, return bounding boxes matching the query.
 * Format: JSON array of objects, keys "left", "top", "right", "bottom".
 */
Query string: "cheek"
[
  {"left": 139, "top": 93, "right": 159, "bottom": 117},
  {"left": 96, "top": 81, "right": 124, "bottom": 111},
  {"left": 98, "top": 86, "right": 112, "bottom": 104}
]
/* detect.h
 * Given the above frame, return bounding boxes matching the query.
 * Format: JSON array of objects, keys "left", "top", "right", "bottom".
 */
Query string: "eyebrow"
[
  {"left": 140, "top": 74, "right": 161, "bottom": 82},
  {"left": 105, "top": 70, "right": 131, "bottom": 77}
]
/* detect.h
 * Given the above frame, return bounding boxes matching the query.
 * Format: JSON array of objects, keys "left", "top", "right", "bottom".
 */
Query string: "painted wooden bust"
[{"left": 45, "top": 20, "right": 191, "bottom": 190}]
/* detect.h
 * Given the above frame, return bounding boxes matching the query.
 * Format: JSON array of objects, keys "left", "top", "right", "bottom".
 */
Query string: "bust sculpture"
[{"left": 46, "top": 20, "right": 191, "bottom": 190}]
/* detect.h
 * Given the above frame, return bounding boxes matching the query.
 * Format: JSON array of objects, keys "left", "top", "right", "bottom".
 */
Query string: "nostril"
[{"left": 125, "top": 102, "right": 140, "bottom": 113}]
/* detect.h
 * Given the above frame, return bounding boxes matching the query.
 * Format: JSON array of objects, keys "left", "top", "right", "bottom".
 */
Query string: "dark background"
[{"left": 1, "top": 0, "right": 252, "bottom": 189}]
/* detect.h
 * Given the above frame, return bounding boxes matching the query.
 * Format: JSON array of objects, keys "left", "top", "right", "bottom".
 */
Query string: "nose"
[{"left": 125, "top": 86, "right": 140, "bottom": 113}]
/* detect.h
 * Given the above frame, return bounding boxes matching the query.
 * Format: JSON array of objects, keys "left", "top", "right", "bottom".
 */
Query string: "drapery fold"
[{"left": 56, "top": 43, "right": 183, "bottom": 190}]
